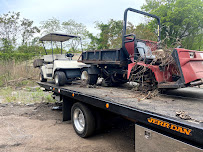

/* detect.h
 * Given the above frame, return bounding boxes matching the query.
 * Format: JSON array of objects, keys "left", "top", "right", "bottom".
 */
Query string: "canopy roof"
[{"left": 39, "top": 33, "right": 79, "bottom": 42}]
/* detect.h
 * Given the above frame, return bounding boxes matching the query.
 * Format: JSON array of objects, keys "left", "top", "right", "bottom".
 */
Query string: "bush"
[{"left": 0, "top": 52, "right": 35, "bottom": 62}]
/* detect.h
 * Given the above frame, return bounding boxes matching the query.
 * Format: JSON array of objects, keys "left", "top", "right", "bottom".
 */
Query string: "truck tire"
[
  {"left": 81, "top": 71, "right": 98, "bottom": 85},
  {"left": 33, "top": 59, "right": 44, "bottom": 68},
  {"left": 71, "top": 102, "right": 96, "bottom": 138},
  {"left": 54, "top": 71, "right": 67, "bottom": 86},
  {"left": 39, "top": 71, "right": 47, "bottom": 82}
]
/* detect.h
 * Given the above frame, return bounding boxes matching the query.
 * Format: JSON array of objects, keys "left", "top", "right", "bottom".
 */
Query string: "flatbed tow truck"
[{"left": 38, "top": 81, "right": 203, "bottom": 152}]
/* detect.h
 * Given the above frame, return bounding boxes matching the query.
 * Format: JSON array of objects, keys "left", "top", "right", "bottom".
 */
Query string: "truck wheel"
[
  {"left": 54, "top": 71, "right": 67, "bottom": 86},
  {"left": 39, "top": 71, "right": 47, "bottom": 82},
  {"left": 71, "top": 102, "right": 96, "bottom": 138},
  {"left": 81, "top": 71, "right": 98, "bottom": 85}
]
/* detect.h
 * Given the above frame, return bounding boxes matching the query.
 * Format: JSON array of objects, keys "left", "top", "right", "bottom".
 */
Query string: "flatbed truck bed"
[{"left": 38, "top": 81, "right": 203, "bottom": 151}]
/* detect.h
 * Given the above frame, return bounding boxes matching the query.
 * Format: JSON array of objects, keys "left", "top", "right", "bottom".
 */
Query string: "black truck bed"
[
  {"left": 38, "top": 81, "right": 203, "bottom": 148},
  {"left": 62, "top": 84, "right": 203, "bottom": 123}
]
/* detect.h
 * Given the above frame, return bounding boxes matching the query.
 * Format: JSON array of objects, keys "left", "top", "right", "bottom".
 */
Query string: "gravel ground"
[{"left": 0, "top": 102, "right": 134, "bottom": 152}]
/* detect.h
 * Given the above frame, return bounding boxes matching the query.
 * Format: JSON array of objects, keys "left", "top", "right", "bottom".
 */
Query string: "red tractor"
[{"left": 81, "top": 8, "right": 203, "bottom": 90}]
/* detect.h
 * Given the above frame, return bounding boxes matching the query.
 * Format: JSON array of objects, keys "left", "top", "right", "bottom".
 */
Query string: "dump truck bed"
[
  {"left": 38, "top": 81, "right": 203, "bottom": 148},
  {"left": 81, "top": 49, "right": 127, "bottom": 65}
]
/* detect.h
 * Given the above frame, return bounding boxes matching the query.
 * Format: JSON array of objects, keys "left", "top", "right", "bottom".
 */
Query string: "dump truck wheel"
[
  {"left": 81, "top": 71, "right": 98, "bottom": 85},
  {"left": 71, "top": 102, "right": 96, "bottom": 138},
  {"left": 89, "top": 74, "right": 98, "bottom": 85},
  {"left": 54, "top": 71, "right": 67, "bottom": 86},
  {"left": 39, "top": 71, "right": 47, "bottom": 82}
]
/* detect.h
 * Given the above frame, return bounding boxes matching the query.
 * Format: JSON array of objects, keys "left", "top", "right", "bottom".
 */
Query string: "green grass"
[{"left": 0, "top": 86, "right": 55, "bottom": 104}]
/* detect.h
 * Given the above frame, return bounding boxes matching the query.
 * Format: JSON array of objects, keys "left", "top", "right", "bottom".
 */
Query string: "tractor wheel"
[
  {"left": 81, "top": 71, "right": 98, "bottom": 85},
  {"left": 54, "top": 71, "right": 67, "bottom": 86},
  {"left": 39, "top": 71, "right": 47, "bottom": 82},
  {"left": 71, "top": 102, "right": 96, "bottom": 138}
]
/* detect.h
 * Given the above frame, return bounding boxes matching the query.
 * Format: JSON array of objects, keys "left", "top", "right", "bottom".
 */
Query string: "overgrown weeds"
[
  {"left": 0, "top": 60, "right": 40, "bottom": 87},
  {"left": 0, "top": 59, "right": 54, "bottom": 104}
]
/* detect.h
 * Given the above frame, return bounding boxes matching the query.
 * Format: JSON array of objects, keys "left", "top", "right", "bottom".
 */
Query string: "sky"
[{"left": 0, "top": 0, "right": 146, "bottom": 35}]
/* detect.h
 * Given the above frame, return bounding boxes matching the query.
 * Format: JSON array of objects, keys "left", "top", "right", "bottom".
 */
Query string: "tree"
[
  {"left": 0, "top": 38, "right": 14, "bottom": 53},
  {"left": 87, "top": 19, "right": 123, "bottom": 50},
  {"left": 142, "top": 0, "right": 203, "bottom": 49},
  {"left": 0, "top": 12, "right": 40, "bottom": 52},
  {"left": 62, "top": 19, "right": 88, "bottom": 52},
  {"left": 87, "top": 19, "right": 157, "bottom": 50},
  {"left": 0, "top": 12, "right": 20, "bottom": 49},
  {"left": 132, "top": 23, "right": 157, "bottom": 41},
  {"left": 21, "top": 18, "right": 40, "bottom": 45},
  {"left": 40, "top": 18, "right": 88, "bottom": 52},
  {"left": 40, "top": 17, "right": 61, "bottom": 34},
  {"left": 107, "top": 19, "right": 123, "bottom": 49},
  {"left": 40, "top": 18, "right": 62, "bottom": 52},
  {"left": 182, "top": 32, "right": 203, "bottom": 51}
]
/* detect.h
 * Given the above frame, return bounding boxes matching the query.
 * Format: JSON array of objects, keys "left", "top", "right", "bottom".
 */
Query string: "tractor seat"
[
  {"left": 137, "top": 42, "right": 155, "bottom": 60},
  {"left": 136, "top": 42, "right": 164, "bottom": 65}
]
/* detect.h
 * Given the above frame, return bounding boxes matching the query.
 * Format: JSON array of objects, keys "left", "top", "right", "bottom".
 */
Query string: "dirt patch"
[{"left": 0, "top": 102, "right": 134, "bottom": 152}]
